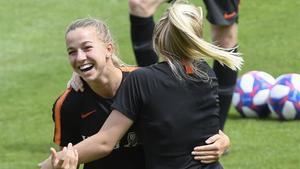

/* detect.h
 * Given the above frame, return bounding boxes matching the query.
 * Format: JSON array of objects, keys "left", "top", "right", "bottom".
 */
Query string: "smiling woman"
[
  {"left": 39, "top": 18, "right": 146, "bottom": 169},
  {"left": 65, "top": 20, "right": 124, "bottom": 89}
]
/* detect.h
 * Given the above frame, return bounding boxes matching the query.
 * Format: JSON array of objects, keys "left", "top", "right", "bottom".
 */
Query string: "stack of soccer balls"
[{"left": 232, "top": 71, "right": 300, "bottom": 120}]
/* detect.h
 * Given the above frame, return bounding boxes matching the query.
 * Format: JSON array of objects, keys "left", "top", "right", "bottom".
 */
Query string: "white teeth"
[
  {"left": 80, "top": 64, "right": 93, "bottom": 69},
  {"left": 79, "top": 63, "right": 94, "bottom": 72}
]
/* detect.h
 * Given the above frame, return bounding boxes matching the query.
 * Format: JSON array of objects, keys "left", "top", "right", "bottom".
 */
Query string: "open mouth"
[{"left": 79, "top": 63, "right": 94, "bottom": 72}]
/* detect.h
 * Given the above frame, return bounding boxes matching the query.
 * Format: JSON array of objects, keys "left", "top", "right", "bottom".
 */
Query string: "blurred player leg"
[
  {"left": 129, "top": 0, "right": 166, "bottom": 66},
  {"left": 204, "top": 0, "right": 240, "bottom": 130}
]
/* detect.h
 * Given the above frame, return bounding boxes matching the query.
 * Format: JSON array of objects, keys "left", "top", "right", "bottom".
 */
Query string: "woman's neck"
[{"left": 88, "top": 66, "right": 122, "bottom": 98}]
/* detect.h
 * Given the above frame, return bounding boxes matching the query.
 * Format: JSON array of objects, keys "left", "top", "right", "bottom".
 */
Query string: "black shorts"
[
  {"left": 204, "top": 0, "right": 240, "bottom": 25},
  {"left": 168, "top": 0, "right": 240, "bottom": 25}
]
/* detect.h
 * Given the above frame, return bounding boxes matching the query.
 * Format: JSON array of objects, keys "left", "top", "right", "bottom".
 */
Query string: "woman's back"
[{"left": 112, "top": 61, "right": 221, "bottom": 169}]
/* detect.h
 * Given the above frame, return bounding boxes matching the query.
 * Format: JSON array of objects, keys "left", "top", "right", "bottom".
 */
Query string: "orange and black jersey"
[
  {"left": 112, "top": 61, "right": 222, "bottom": 169},
  {"left": 52, "top": 67, "right": 145, "bottom": 169}
]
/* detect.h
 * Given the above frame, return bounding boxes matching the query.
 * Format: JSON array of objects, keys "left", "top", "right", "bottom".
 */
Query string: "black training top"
[
  {"left": 52, "top": 67, "right": 145, "bottom": 169},
  {"left": 112, "top": 61, "right": 221, "bottom": 169}
]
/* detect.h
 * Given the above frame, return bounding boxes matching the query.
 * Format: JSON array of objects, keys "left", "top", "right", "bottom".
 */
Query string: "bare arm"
[
  {"left": 39, "top": 110, "right": 133, "bottom": 169},
  {"left": 75, "top": 110, "right": 133, "bottom": 163}
]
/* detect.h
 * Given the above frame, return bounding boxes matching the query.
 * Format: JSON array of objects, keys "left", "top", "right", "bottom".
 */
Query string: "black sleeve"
[
  {"left": 52, "top": 89, "right": 82, "bottom": 146},
  {"left": 111, "top": 70, "right": 145, "bottom": 121}
]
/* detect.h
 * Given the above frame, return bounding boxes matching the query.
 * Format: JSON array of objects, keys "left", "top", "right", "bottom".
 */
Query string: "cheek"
[{"left": 68, "top": 57, "right": 77, "bottom": 69}]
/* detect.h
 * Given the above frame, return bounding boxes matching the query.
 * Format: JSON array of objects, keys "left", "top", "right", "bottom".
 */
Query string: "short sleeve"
[
  {"left": 112, "top": 70, "right": 145, "bottom": 121},
  {"left": 52, "top": 89, "right": 82, "bottom": 146}
]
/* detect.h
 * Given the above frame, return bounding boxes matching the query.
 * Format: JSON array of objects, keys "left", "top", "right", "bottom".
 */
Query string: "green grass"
[{"left": 0, "top": 0, "right": 299, "bottom": 169}]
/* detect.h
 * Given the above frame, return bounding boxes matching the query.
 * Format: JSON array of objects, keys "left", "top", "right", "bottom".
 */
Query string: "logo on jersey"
[
  {"left": 223, "top": 12, "right": 236, "bottom": 20},
  {"left": 80, "top": 110, "right": 96, "bottom": 119},
  {"left": 82, "top": 132, "right": 140, "bottom": 150},
  {"left": 114, "top": 132, "right": 140, "bottom": 149},
  {"left": 124, "top": 132, "right": 138, "bottom": 147}
]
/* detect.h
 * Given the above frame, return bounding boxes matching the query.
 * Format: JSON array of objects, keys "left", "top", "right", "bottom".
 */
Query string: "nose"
[{"left": 77, "top": 49, "right": 87, "bottom": 61}]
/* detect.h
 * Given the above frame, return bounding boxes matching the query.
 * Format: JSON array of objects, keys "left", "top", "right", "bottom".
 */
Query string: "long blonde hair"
[
  {"left": 65, "top": 18, "right": 125, "bottom": 67},
  {"left": 153, "top": 0, "right": 243, "bottom": 81}
]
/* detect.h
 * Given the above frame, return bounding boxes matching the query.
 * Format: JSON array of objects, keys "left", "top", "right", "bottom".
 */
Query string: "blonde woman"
[{"left": 129, "top": 0, "right": 241, "bottom": 131}]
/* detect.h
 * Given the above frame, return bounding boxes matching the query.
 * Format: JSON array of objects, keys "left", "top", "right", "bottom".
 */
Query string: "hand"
[
  {"left": 38, "top": 155, "right": 54, "bottom": 169},
  {"left": 38, "top": 143, "right": 78, "bottom": 169},
  {"left": 191, "top": 130, "right": 230, "bottom": 163},
  {"left": 52, "top": 143, "right": 79, "bottom": 169},
  {"left": 67, "top": 72, "right": 84, "bottom": 92}
]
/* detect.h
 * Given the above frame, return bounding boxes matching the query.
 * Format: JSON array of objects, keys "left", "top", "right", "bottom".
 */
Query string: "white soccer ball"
[
  {"left": 267, "top": 73, "right": 300, "bottom": 120},
  {"left": 232, "top": 71, "right": 276, "bottom": 118}
]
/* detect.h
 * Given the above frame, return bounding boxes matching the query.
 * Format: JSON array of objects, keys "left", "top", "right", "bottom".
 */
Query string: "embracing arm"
[
  {"left": 74, "top": 110, "right": 133, "bottom": 163},
  {"left": 39, "top": 110, "right": 133, "bottom": 169}
]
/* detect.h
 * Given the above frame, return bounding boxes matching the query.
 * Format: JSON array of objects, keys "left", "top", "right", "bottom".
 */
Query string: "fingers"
[
  {"left": 67, "top": 72, "right": 84, "bottom": 92},
  {"left": 200, "top": 158, "right": 218, "bottom": 164},
  {"left": 195, "top": 154, "right": 218, "bottom": 163},
  {"left": 219, "top": 130, "right": 230, "bottom": 150},
  {"left": 192, "top": 134, "right": 224, "bottom": 163},
  {"left": 218, "top": 130, "right": 225, "bottom": 135},
  {"left": 75, "top": 74, "right": 84, "bottom": 92},
  {"left": 73, "top": 73, "right": 84, "bottom": 92},
  {"left": 192, "top": 146, "right": 219, "bottom": 157},
  {"left": 54, "top": 147, "right": 66, "bottom": 169},
  {"left": 66, "top": 80, "right": 72, "bottom": 89},
  {"left": 193, "top": 144, "right": 218, "bottom": 152},
  {"left": 205, "top": 133, "right": 221, "bottom": 144},
  {"left": 192, "top": 133, "right": 230, "bottom": 163},
  {"left": 192, "top": 149, "right": 219, "bottom": 163},
  {"left": 60, "top": 143, "right": 78, "bottom": 169},
  {"left": 72, "top": 149, "right": 79, "bottom": 168},
  {"left": 67, "top": 143, "right": 79, "bottom": 169},
  {"left": 61, "top": 146, "right": 70, "bottom": 169},
  {"left": 50, "top": 147, "right": 59, "bottom": 167},
  {"left": 71, "top": 78, "right": 84, "bottom": 92}
]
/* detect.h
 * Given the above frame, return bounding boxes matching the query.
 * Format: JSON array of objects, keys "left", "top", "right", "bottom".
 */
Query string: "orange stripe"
[
  {"left": 53, "top": 88, "right": 72, "bottom": 145},
  {"left": 119, "top": 66, "right": 139, "bottom": 72}
]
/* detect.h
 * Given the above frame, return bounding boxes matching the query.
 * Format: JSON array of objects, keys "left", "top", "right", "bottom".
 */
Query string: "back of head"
[
  {"left": 153, "top": 0, "right": 243, "bottom": 81},
  {"left": 66, "top": 18, "right": 124, "bottom": 67},
  {"left": 154, "top": 1, "right": 204, "bottom": 61}
]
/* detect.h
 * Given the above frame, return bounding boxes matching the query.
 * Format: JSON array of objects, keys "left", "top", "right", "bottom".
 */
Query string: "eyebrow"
[{"left": 67, "top": 41, "right": 92, "bottom": 51}]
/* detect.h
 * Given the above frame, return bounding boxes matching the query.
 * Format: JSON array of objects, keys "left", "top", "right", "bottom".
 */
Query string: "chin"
[{"left": 82, "top": 73, "right": 98, "bottom": 83}]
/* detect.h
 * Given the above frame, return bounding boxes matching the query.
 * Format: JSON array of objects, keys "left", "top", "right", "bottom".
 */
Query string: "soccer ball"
[
  {"left": 232, "top": 71, "right": 276, "bottom": 118},
  {"left": 267, "top": 73, "right": 300, "bottom": 120}
]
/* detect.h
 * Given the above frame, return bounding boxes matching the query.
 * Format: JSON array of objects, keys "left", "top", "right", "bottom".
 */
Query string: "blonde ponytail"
[{"left": 153, "top": 1, "right": 243, "bottom": 80}]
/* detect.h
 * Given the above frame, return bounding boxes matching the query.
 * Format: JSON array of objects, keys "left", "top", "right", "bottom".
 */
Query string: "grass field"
[{"left": 0, "top": 0, "right": 299, "bottom": 169}]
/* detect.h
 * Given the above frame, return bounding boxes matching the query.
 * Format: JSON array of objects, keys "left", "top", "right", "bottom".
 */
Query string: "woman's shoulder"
[{"left": 128, "top": 62, "right": 166, "bottom": 76}]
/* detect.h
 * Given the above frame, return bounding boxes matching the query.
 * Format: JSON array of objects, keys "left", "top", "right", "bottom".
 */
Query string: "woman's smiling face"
[{"left": 66, "top": 26, "right": 113, "bottom": 82}]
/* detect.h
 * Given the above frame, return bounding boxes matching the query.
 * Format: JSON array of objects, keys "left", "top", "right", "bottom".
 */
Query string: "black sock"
[
  {"left": 130, "top": 14, "right": 158, "bottom": 67},
  {"left": 213, "top": 47, "right": 239, "bottom": 130}
]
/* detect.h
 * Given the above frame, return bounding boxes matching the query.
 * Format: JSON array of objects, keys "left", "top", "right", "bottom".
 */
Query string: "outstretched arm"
[
  {"left": 192, "top": 130, "right": 230, "bottom": 163},
  {"left": 39, "top": 110, "right": 133, "bottom": 169},
  {"left": 74, "top": 110, "right": 133, "bottom": 163},
  {"left": 39, "top": 144, "right": 78, "bottom": 169}
]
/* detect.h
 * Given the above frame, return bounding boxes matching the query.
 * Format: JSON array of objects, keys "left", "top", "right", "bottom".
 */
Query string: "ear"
[{"left": 106, "top": 42, "right": 114, "bottom": 57}]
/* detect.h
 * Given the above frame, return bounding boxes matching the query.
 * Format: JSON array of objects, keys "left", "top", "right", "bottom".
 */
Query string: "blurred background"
[{"left": 0, "top": 0, "right": 299, "bottom": 168}]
